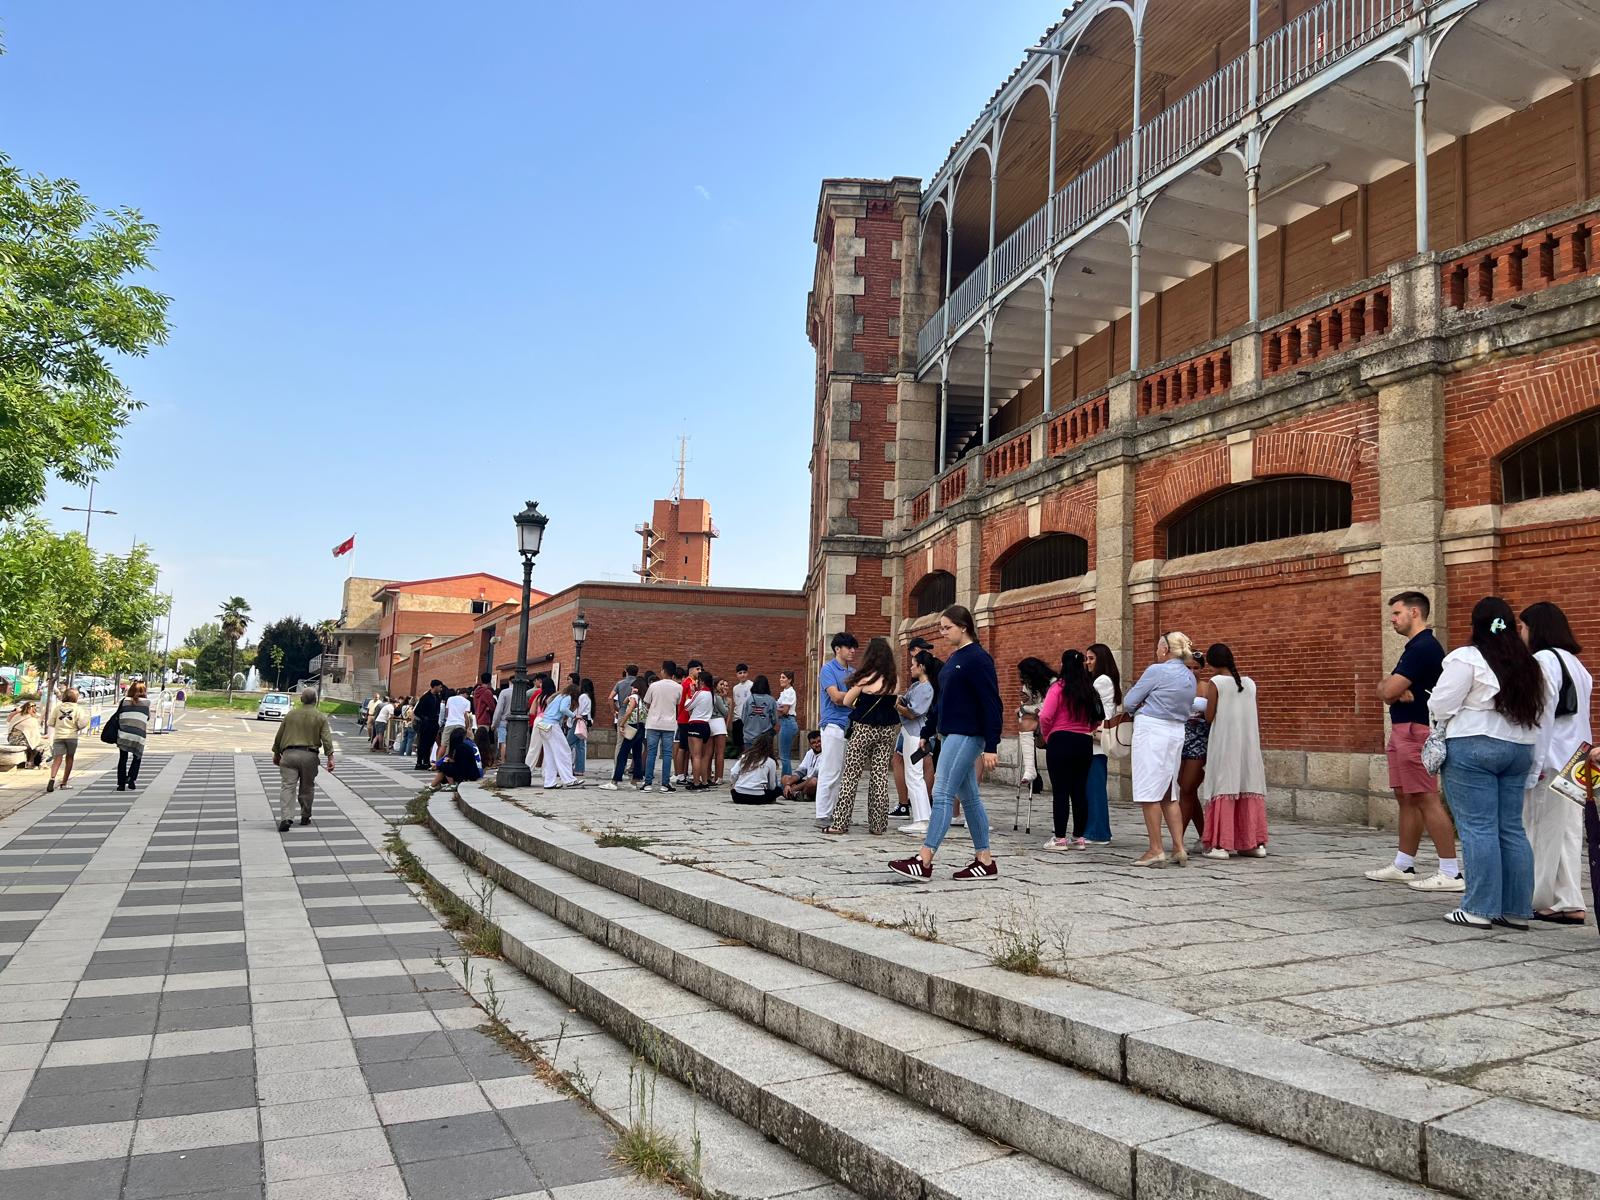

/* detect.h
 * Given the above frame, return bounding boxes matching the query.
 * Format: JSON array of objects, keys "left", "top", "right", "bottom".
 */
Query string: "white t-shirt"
[
  {"left": 442, "top": 694, "right": 472, "bottom": 729},
  {"left": 377, "top": 703, "right": 395, "bottom": 724},
  {"left": 688, "top": 689, "right": 714, "bottom": 722},
  {"left": 793, "top": 747, "right": 819, "bottom": 779},
  {"left": 777, "top": 686, "right": 797, "bottom": 717},
  {"left": 732, "top": 680, "right": 753, "bottom": 715},
  {"left": 644, "top": 679, "right": 682, "bottom": 731},
  {"left": 730, "top": 758, "right": 780, "bottom": 795}
]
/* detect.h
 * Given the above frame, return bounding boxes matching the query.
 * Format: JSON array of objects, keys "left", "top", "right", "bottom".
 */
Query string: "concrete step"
[
  {"left": 418, "top": 789, "right": 1470, "bottom": 1200},
  {"left": 399, "top": 818, "right": 1105, "bottom": 1200},
  {"left": 443, "top": 783, "right": 1600, "bottom": 1200}
]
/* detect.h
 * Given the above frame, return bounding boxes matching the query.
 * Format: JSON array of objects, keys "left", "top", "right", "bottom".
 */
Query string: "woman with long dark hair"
[
  {"left": 1038, "top": 650, "right": 1102, "bottom": 850},
  {"left": 826, "top": 637, "right": 900, "bottom": 834},
  {"left": 1430, "top": 596, "right": 1550, "bottom": 929},
  {"left": 1083, "top": 644, "right": 1122, "bottom": 844},
  {"left": 685, "top": 669, "right": 717, "bottom": 790},
  {"left": 888, "top": 606, "right": 1002, "bottom": 880},
  {"left": 730, "top": 731, "right": 783, "bottom": 804},
  {"left": 1518, "top": 601, "right": 1591, "bottom": 925},
  {"left": 776, "top": 671, "right": 800, "bottom": 778},
  {"left": 1016, "top": 657, "right": 1055, "bottom": 801},
  {"left": 1198, "top": 644, "right": 1268, "bottom": 858},
  {"left": 1177, "top": 651, "right": 1218, "bottom": 847}
]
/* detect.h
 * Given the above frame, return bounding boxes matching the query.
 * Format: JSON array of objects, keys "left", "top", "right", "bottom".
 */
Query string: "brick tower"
[{"left": 635, "top": 442, "right": 717, "bottom": 586}]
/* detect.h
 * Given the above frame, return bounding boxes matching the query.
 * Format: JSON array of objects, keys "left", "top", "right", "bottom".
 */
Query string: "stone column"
[
  {"left": 955, "top": 519, "right": 984, "bottom": 612},
  {"left": 1094, "top": 461, "right": 1137, "bottom": 670},
  {"left": 1377, "top": 371, "right": 1448, "bottom": 644}
]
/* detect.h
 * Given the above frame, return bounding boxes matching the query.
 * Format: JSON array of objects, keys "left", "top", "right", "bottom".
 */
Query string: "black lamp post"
[
  {"left": 496, "top": 501, "right": 548, "bottom": 788},
  {"left": 571, "top": 610, "right": 589, "bottom": 696}
]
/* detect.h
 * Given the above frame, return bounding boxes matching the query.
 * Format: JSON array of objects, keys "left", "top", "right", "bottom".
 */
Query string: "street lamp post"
[
  {"left": 496, "top": 501, "right": 549, "bottom": 789},
  {"left": 571, "top": 611, "right": 589, "bottom": 694}
]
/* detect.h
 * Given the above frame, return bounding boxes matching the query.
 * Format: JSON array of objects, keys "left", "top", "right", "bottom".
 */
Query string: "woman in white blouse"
[
  {"left": 1518, "top": 602, "right": 1592, "bottom": 925},
  {"left": 1428, "top": 596, "right": 1552, "bottom": 930}
]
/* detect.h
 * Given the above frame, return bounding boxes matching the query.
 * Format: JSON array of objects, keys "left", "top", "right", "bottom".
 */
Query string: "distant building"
[
  {"left": 326, "top": 576, "right": 396, "bottom": 697},
  {"left": 367, "top": 573, "right": 543, "bottom": 694},
  {"left": 635, "top": 496, "right": 717, "bottom": 586}
]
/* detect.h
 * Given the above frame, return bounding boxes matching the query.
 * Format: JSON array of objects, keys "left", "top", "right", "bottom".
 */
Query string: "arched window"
[
  {"left": 911, "top": 571, "right": 955, "bottom": 617},
  {"left": 1502, "top": 412, "right": 1600, "bottom": 503},
  {"left": 1166, "top": 476, "right": 1352, "bottom": 559},
  {"left": 998, "top": 533, "right": 1089, "bottom": 592}
]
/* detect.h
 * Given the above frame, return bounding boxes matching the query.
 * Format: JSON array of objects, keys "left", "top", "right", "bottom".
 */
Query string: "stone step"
[
  {"left": 444, "top": 782, "right": 1600, "bottom": 1200},
  {"left": 399, "top": 818, "right": 1106, "bottom": 1200},
  {"left": 419, "top": 789, "right": 1462, "bottom": 1200}
]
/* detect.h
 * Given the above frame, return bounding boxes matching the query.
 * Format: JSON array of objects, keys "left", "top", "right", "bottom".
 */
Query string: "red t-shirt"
[
  {"left": 677, "top": 678, "right": 696, "bottom": 724},
  {"left": 472, "top": 684, "right": 495, "bottom": 728}
]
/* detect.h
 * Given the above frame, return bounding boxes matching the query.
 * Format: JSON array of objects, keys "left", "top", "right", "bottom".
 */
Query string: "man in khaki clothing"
[{"left": 271, "top": 689, "right": 335, "bottom": 832}]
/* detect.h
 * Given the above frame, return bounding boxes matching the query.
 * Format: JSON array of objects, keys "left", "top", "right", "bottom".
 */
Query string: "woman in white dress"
[
  {"left": 1198, "top": 644, "right": 1268, "bottom": 858},
  {"left": 1519, "top": 602, "right": 1592, "bottom": 925}
]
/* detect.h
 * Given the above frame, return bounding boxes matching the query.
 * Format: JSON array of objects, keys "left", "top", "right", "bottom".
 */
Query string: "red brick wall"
[
  {"left": 984, "top": 600, "right": 1097, "bottom": 735},
  {"left": 979, "top": 478, "right": 1098, "bottom": 590},
  {"left": 1444, "top": 338, "right": 1600, "bottom": 508}
]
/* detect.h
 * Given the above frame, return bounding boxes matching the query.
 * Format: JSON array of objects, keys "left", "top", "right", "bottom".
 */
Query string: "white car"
[{"left": 257, "top": 693, "right": 293, "bottom": 720}]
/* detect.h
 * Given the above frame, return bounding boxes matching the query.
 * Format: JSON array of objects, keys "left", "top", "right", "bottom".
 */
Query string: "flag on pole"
[{"left": 332, "top": 535, "right": 355, "bottom": 558}]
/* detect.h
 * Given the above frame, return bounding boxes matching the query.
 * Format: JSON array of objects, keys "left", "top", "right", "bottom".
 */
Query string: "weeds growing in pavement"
[
  {"left": 988, "top": 899, "right": 1063, "bottom": 976},
  {"left": 481, "top": 968, "right": 503, "bottom": 1024},
  {"left": 595, "top": 826, "right": 655, "bottom": 851},
  {"left": 665, "top": 855, "right": 705, "bottom": 868},
  {"left": 614, "top": 1034, "right": 693, "bottom": 1185},
  {"left": 404, "top": 788, "right": 432, "bottom": 824},
  {"left": 897, "top": 905, "right": 941, "bottom": 942},
  {"left": 384, "top": 829, "right": 504, "bottom": 961}
]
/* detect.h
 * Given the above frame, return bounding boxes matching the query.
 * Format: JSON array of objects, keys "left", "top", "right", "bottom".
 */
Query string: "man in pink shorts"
[{"left": 1368, "top": 591, "right": 1462, "bottom": 892}]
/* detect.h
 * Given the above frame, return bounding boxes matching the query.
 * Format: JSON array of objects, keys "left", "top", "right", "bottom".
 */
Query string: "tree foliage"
[
  {"left": 255, "top": 616, "right": 319, "bottom": 690},
  {"left": 0, "top": 156, "right": 171, "bottom": 519},
  {"left": 217, "top": 596, "right": 250, "bottom": 697}
]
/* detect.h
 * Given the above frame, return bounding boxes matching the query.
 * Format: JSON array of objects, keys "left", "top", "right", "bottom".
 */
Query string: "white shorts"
[
  {"left": 709, "top": 717, "right": 728, "bottom": 737},
  {"left": 1131, "top": 716, "right": 1185, "bottom": 804}
]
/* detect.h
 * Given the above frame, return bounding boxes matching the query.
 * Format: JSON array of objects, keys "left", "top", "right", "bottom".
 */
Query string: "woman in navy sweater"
[{"left": 889, "top": 605, "right": 1003, "bottom": 881}]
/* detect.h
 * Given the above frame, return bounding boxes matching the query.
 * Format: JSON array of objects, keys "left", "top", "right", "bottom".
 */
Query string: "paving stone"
[
  {"left": 1428, "top": 1096, "right": 1600, "bottom": 1200},
  {"left": 397, "top": 1146, "right": 541, "bottom": 1200},
  {"left": 0, "top": 1156, "right": 125, "bottom": 1200},
  {"left": 386, "top": 1109, "right": 515, "bottom": 1163},
  {"left": 123, "top": 1141, "right": 263, "bottom": 1199}
]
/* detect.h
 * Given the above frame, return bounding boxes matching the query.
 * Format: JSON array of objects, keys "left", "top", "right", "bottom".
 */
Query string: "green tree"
[
  {"left": 268, "top": 646, "right": 285, "bottom": 688},
  {"left": 255, "top": 616, "right": 321, "bottom": 692},
  {"left": 0, "top": 156, "right": 171, "bottom": 519},
  {"left": 217, "top": 596, "right": 250, "bottom": 699},
  {"left": 194, "top": 637, "right": 232, "bottom": 689}
]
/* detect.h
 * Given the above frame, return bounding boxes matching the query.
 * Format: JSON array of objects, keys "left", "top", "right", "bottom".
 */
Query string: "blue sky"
[{"left": 4, "top": 1, "right": 1052, "bottom": 641}]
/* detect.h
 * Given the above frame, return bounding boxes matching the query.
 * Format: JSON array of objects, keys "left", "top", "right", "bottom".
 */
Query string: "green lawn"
[{"left": 183, "top": 692, "right": 358, "bottom": 716}]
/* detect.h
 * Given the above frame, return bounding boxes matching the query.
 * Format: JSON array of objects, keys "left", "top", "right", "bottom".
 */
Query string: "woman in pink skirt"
[{"left": 1199, "top": 644, "right": 1269, "bottom": 858}]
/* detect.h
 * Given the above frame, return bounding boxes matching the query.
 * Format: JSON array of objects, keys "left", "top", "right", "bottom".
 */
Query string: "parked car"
[{"left": 256, "top": 693, "right": 293, "bottom": 720}]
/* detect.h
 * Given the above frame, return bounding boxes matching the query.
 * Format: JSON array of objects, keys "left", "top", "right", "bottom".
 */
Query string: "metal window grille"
[
  {"left": 913, "top": 572, "right": 956, "bottom": 617},
  {"left": 1166, "top": 477, "right": 1352, "bottom": 559},
  {"left": 998, "top": 534, "right": 1089, "bottom": 592},
  {"left": 1501, "top": 413, "right": 1600, "bottom": 504}
]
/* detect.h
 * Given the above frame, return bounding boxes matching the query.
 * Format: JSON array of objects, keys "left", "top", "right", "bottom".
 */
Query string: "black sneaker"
[
  {"left": 299, "top": 816, "right": 311, "bottom": 826},
  {"left": 889, "top": 805, "right": 910, "bottom": 818},
  {"left": 277, "top": 820, "right": 292, "bottom": 833},
  {"left": 661, "top": 783, "right": 675, "bottom": 793}
]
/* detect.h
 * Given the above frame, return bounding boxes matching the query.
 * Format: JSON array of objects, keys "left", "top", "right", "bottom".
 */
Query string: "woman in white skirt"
[
  {"left": 1519, "top": 602, "right": 1592, "bottom": 925},
  {"left": 1112, "top": 632, "right": 1199, "bottom": 867}
]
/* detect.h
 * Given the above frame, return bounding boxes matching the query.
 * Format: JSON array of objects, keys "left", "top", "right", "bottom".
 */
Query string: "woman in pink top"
[{"left": 1038, "top": 649, "right": 1104, "bottom": 850}]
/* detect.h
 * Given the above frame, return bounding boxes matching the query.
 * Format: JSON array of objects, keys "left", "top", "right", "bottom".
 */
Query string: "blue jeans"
[
  {"left": 399, "top": 726, "right": 416, "bottom": 756},
  {"left": 1084, "top": 756, "right": 1112, "bottom": 842},
  {"left": 777, "top": 717, "right": 799, "bottom": 777},
  {"left": 1442, "top": 735, "right": 1535, "bottom": 920},
  {"left": 613, "top": 729, "right": 644, "bottom": 782},
  {"left": 925, "top": 733, "right": 991, "bottom": 854},
  {"left": 643, "top": 729, "right": 673, "bottom": 785},
  {"left": 568, "top": 730, "right": 587, "bottom": 774}
]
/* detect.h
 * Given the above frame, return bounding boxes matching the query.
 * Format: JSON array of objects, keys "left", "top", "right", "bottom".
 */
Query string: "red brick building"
[
  {"left": 636, "top": 496, "right": 717, "bottom": 586},
  {"left": 373, "top": 573, "right": 543, "bottom": 693},
  {"left": 806, "top": 1, "right": 1600, "bottom": 824}
]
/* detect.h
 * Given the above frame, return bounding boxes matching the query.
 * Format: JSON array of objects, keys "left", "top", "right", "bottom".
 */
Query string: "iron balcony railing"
[{"left": 918, "top": 0, "right": 1427, "bottom": 366}]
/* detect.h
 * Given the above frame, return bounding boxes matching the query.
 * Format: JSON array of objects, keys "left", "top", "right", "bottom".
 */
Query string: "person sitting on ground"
[
  {"left": 730, "top": 732, "right": 783, "bottom": 804},
  {"left": 6, "top": 701, "right": 47, "bottom": 768},
  {"left": 432, "top": 725, "right": 484, "bottom": 790},
  {"left": 782, "top": 729, "right": 824, "bottom": 801}
]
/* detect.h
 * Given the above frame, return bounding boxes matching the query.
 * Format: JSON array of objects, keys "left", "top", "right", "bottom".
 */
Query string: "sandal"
[
  {"left": 1532, "top": 910, "right": 1587, "bottom": 925},
  {"left": 1133, "top": 852, "right": 1168, "bottom": 868}
]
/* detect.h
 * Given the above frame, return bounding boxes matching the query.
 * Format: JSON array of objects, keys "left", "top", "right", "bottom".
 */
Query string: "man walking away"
[
  {"left": 731, "top": 665, "right": 752, "bottom": 754},
  {"left": 472, "top": 672, "right": 497, "bottom": 759},
  {"left": 371, "top": 696, "right": 394, "bottom": 751},
  {"left": 272, "top": 689, "right": 334, "bottom": 832},
  {"left": 816, "top": 632, "right": 859, "bottom": 825},
  {"left": 1368, "top": 592, "right": 1462, "bottom": 892},
  {"left": 642, "top": 665, "right": 684, "bottom": 792},
  {"left": 412, "top": 680, "right": 444, "bottom": 770}
]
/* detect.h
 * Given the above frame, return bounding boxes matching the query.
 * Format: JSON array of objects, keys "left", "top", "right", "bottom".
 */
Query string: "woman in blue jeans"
[
  {"left": 888, "top": 604, "right": 1002, "bottom": 881},
  {"left": 1429, "top": 596, "right": 1551, "bottom": 930}
]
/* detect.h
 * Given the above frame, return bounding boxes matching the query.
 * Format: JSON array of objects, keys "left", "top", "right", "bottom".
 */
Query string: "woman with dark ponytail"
[
  {"left": 1083, "top": 644, "right": 1122, "bottom": 844},
  {"left": 1198, "top": 644, "right": 1268, "bottom": 859},
  {"left": 1429, "top": 596, "right": 1552, "bottom": 930},
  {"left": 1037, "top": 650, "right": 1102, "bottom": 849}
]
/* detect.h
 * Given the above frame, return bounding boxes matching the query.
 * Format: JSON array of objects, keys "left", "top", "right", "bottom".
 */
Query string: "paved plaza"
[
  {"left": 0, "top": 718, "right": 673, "bottom": 1200},
  {"left": 506, "top": 768, "right": 1600, "bottom": 1124}
]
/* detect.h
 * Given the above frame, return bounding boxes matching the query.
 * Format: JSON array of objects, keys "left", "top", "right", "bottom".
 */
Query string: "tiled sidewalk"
[{"left": 0, "top": 751, "right": 671, "bottom": 1200}]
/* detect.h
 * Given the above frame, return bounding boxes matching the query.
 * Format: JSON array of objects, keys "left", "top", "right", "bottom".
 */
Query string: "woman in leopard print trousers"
[{"left": 825, "top": 637, "right": 901, "bottom": 835}]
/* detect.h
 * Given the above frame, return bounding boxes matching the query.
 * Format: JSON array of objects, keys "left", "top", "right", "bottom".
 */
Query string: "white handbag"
[{"left": 1097, "top": 713, "right": 1133, "bottom": 759}]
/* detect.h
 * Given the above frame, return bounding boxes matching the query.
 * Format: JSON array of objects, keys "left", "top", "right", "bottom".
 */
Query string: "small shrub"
[
  {"left": 989, "top": 901, "right": 1050, "bottom": 975},
  {"left": 595, "top": 827, "right": 655, "bottom": 851},
  {"left": 897, "top": 906, "right": 940, "bottom": 942}
]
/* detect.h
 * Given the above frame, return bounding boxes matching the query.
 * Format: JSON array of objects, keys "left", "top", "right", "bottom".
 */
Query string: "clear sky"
[{"left": 4, "top": 1, "right": 1053, "bottom": 643}]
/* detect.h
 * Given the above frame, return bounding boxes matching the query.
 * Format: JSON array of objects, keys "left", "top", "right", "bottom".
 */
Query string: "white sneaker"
[
  {"left": 1203, "top": 847, "right": 1230, "bottom": 859},
  {"left": 1364, "top": 864, "right": 1417, "bottom": 883},
  {"left": 1041, "top": 837, "right": 1072, "bottom": 851},
  {"left": 1407, "top": 871, "right": 1465, "bottom": 893},
  {"left": 951, "top": 816, "right": 966, "bottom": 827},
  {"left": 598, "top": 782, "right": 619, "bottom": 791},
  {"left": 1243, "top": 846, "right": 1267, "bottom": 858},
  {"left": 898, "top": 821, "right": 928, "bottom": 836}
]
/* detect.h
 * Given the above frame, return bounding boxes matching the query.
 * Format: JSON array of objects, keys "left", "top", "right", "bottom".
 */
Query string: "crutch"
[{"left": 1014, "top": 730, "right": 1035, "bottom": 832}]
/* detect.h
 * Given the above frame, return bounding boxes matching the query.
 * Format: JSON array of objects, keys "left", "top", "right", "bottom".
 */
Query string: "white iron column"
[
  {"left": 943, "top": 215, "right": 954, "bottom": 338},
  {"left": 1128, "top": 27, "right": 1145, "bottom": 372},
  {"left": 1246, "top": 161, "right": 1261, "bottom": 322},
  {"left": 1410, "top": 33, "right": 1430, "bottom": 254},
  {"left": 1042, "top": 264, "right": 1056, "bottom": 412},
  {"left": 938, "top": 356, "right": 950, "bottom": 467},
  {"left": 1129, "top": 228, "right": 1143, "bottom": 371},
  {"left": 1044, "top": 79, "right": 1059, "bottom": 413},
  {"left": 982, "top": 317, "right": 994, "bottom": 446},
  {"left": 986, "top": 120, "right": 1000, "bottom": 290}
]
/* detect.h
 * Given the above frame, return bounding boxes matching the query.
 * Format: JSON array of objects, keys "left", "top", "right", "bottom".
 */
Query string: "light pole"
[
  {"left": 571, "top": 611, "right": 589, "bottom": 694},
  {"left": 62, "top": 480, "right": 117, "bottom": 540},
  {"left": 496, "top": 501, "right": 549, "bottom": 789}
]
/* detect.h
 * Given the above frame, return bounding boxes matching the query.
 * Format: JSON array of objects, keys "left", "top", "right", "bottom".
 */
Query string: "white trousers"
[
  {"left": 525, "top": 722, "right": 546, "bottom": 771},
  {"left": 1131, "top": 716, "right": 1185, "bottom": 803},
  {"left": 1524, "top": 784, "right": 1586, "bottom": 912},
  {"left": 902, "top": 738, "right": 931, "bottom": 824},
  {"left": 542, "top": 725, "right": 575, "bottom": 787},
  {"left": 816, "top": 724, "right": 847, "bottom": 819}
]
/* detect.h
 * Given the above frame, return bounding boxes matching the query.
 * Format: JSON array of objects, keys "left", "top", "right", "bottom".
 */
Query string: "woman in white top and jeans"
[
  {"left": 1429, "top": 596, "right": 1551, "bottom": 930},
  {"left": 1518, "top": 602, "right": 1592, "bottom": 924}
]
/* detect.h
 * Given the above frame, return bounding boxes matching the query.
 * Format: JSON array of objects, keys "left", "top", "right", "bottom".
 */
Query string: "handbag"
[
  {"left": 1420, "top": 719, "right": 1449, "bottom": 775},
  {"left": 100, "top": 708, "right": 121, "bottom": 745},
  {"left": 1096, "top": 711, "right": 1133, "bottom": 759},
  {"left": 1555, "top": 651, "right": 1579, "bottom": 718}
]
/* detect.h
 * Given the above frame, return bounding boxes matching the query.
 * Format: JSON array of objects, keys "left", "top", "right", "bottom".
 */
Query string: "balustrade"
[
  {"left": 983, "top": 430, "right": 1033, "bottom": 482},
  {"left": 937, "top": 465, "right": 969, "bottom": 508},
  {"left": 1139, "top": 347, "right": 1233, "bottom": 415},
  {"left": 1048, "top": 393, "right": 1110, "bottom": 456},
  {"left": 1263, "top": 285, "right": 1391, "bottom": 376},
  {"left": 910, "top": 489, "right": 931, "bottom": 525},
  {"left": 1442, "top": 215, "right": 1595, "bottom": 310}
]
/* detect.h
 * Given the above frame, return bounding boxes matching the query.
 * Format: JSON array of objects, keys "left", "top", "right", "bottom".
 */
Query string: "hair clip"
[{"left": 1490, "top": 617, "right": 1507, "bottom": 633}]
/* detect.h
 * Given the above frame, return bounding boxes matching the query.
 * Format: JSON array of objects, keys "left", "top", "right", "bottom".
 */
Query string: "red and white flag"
[{"left": 332, "top": 535, "right": 355, "bottom": 558}]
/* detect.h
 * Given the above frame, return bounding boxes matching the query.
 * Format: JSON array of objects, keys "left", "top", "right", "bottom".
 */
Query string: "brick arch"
[
  {"left": 982, "top": 500, "right": 1096, "bottom": 591},
  {"left": 906, "top": 570, "right": 956, "bottom": 620},
  {"left": 1473, "top": 366, "right": 1600, "bottom": 465},
  {"left": 1144, "top": 446, "right": 1231, "bottom": 531},
  {"left": 1252, "top": 430, "right": 1367, "bottom": 486}
]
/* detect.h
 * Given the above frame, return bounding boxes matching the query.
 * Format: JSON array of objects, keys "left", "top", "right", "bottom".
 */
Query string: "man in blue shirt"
[
  {"left": 815, "top": 632, "right": 858, "bottom": 824},
  {"left": 1367, "top": 591, "right": 1461, "bottom": 892}
]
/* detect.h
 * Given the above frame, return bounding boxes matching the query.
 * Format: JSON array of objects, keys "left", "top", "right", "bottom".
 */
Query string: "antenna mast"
[{"left": 673, "top": 436, "right": 689, "bottom": 502}]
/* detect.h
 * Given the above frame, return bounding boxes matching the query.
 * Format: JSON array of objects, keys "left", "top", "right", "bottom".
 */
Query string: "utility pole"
[{"left": 61, "top": 480, "right": 117, "bottom": 541}]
